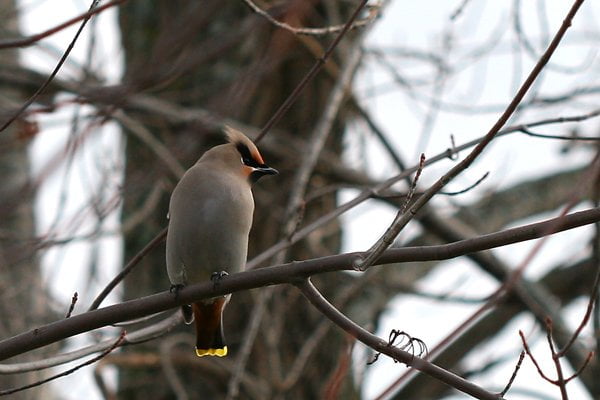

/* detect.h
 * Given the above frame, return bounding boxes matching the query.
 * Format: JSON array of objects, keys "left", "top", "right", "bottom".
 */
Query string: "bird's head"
[
  {"left": 217, "top": 126, "right": 278, "bottom": 183},
  {"left": 197, "top": 126, "right": 277, "bottom": 183}
]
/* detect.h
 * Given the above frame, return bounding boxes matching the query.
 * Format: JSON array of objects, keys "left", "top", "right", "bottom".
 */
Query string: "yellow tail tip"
[{"left": 196, "top": 346, "right": 228, "bottom": 357}]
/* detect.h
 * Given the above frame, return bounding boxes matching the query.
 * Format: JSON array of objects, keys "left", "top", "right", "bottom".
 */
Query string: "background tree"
[
  {"left": 0, "top": 1, "right": 598, "bottom": 399},
  {"left": 115, "top": 1, "right": 356, "bottom": 398},
  {"left": 0, "top": 1, "right": 58, "bottom": 398}
]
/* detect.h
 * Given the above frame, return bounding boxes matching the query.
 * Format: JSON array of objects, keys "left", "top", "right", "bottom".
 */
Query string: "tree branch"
[
  {"left": 255, "top": 0, "right": 368, "bottom": 142},
  {"left": 241, "top": 0, "right": 378, "bottom": 36},
  {"left": 353, "top": 0, "right": 586, "bottom": 269},
  {"left": 0, "top": 207, "right": 598, "bottom": 361},
  {"left": 0, "top": 0, "right": 126, "bottom": 49},
  {"left": 0, "top": 313, "right": 180, "bottom": 374},
  {"left": 0, "top": 0, "right": 102, "bottom": 132},
  {"left": 295, "top": 278, "right": 501, "bottom": 400}
]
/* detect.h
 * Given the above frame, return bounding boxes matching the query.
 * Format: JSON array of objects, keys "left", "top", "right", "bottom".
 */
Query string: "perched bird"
[{"left": 166, "top": 126, "right": 277, "bottom": 357}]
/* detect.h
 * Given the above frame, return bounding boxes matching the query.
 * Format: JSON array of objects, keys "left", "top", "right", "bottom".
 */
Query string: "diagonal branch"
[
  {"left": 0, "top": 312, "right": 180, "bottom": 374},
  {"left": 241, "top": 0, "right": 378, "bottom": 36},
  {"left": 255, "top": 0, "right": 369, "bottom": 142},
  {"left": 0, "top": 0, "right": 102, "bottom": 132},
  {"left": 295, "top": 278, "right": 501, "bottom": 400},
  {"left": 354, "top": 0, "right": 586, "bottom": 270},
  {"left": 0, "top": 0, "right": 127, "bottom": 49},
  {"left": 0, "top": 331, "right": 126, "bottom": 396},
  {"left": 0, "top": 207, "right": 597, "bottom": 361}
]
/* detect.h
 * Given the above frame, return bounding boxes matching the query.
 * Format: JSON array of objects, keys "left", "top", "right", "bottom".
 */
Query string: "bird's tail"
[
  {"left": 181, "top": 305, "right": 194, "bottom": 324},
  {"left": 192, "top": 298, "right": 228, "bottom": 357}
]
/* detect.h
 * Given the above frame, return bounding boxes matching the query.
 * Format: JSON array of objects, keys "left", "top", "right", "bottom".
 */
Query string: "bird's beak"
[
  {"left": 256, "top": 166, "right": 278, "bottom": 176},
  {"left": 249, "top": 165, "right": 278, "bottom": 183}
]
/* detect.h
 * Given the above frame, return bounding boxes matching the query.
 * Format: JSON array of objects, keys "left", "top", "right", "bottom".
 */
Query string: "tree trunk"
[
  {"left": 117, "top": 1, "right": 358, "bottom": 398},
  {"left": 0, "top": 3, "right": 57, "bottom": 398}
]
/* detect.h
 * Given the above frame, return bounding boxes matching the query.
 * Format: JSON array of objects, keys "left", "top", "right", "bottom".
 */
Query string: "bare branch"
[
  {"left": 0, "top": 0, "right": 102, "bottom": 132},
  {"left": 0, "top": 331, "right": 126, "bottom": 397},
  {"left": 353, "top": 0, "right": 586, "bottom": 271},
  {"left": 519, "top": 127, "right": 600, "bottom": 141},
  {"left": 0, "top": 0, "right": 126, "bottom": 49},
  {"left": 88, "top": 228, "right": 167, "bottom": 311},
  {"left": 519, "top": 330, "right": 556, "bottom": 384},
  {"left": 564, "top": 352, "right": 595, "bottom": 384},
  {"left": 65, "top": 292, "right": 78, "bottom": 319},
  {"left": 0, "top": 313, "right": 180, "bottom": 374},
  {"left": 499, "top": 351, "right": 525, "bottom": 397},
  {"left": 296, "top": 278, "right": 501, "bottom": 400},
  {"left": 255, "top": 0, "right": 369, "bottom": 142},
  {"left": 0, "top": 207, "right": 598, "bottom": 362},
  {"left": 356, "top": 153, "right": 425, "bottom": 271},
  {"left": 440, "top": 172, "right": 489, "bottom": 196},
  {"left": 241, "top": 0, "right": 378, "bottom": 36}
]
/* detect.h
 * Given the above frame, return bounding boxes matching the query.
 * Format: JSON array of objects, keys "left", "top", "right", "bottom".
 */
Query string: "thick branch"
[{"left": 0, "top": 207, "right": 597, "bottom": 361}]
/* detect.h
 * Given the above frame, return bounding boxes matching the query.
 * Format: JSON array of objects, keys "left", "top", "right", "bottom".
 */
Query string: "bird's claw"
[
  {"left": 211, "top": 271, "right": 229, "bottom": 290},
  {"left": 170, "top": 283, "right": 185, "bottom": 299}
]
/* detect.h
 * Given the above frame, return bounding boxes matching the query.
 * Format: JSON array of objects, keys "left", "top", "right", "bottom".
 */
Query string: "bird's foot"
[
  {"left": 170, "top": 283, "right": 185, "bottom": 299},
  {"left": 211, "top": 271, "right": 229, "bottom": 290}
]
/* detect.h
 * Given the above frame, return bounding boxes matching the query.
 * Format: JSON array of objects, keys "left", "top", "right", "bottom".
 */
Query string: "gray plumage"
[
  {"left": 165, "top": 126, "right": 276, "bottom": 357},
  {"left": 166, "top": 143, "right": 254, "bottom": 287}
]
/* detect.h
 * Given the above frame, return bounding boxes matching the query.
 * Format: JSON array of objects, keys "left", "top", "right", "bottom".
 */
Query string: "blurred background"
[{"left": 1, "top": 0, "right": 599, "bottom": 399}]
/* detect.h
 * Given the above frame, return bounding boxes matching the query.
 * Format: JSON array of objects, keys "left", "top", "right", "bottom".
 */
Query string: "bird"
[{"left": 166, "top": 126, "right": 277, "bottom": 357}]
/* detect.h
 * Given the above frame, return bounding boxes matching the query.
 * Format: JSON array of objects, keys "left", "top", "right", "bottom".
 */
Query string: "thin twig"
[
  {"left": 279, "top": 322, "right": 330, "bottom": 389},
  {"left": 356, "top": 153, "right": 425, "bottom": 271},
  {"left": 519, "top": 127, "right": 600, "bottom": 141},
  {"left": 440, "top": 172, "right": 489, "bottom": 196},
  {"left": 281, "top": 40, "right": 364, "bottom": 241},
  {"left": 322, "top": 337, "right": 354, "bottom": 400},
  {"left": 159, "top": 334, "right": 191, "bottom": 400},
  {"left": 225, "top": 290, "right": 268, "bottom": 400},
  {"left": 0, "top": 312, "right": 180, "bottom": 374},
  {"left": 519, "top": 330, "right": 555, "bottom": 383},
  {"left": 65, "top": 292, "right": 78, "bottom": 318},
  {"left": 545, "top": 320, "right": 569, "bottom": 399},
  {"left": 564, "top": 352, "right": 594, "bottom": 384},
  {"left": 353, "top": 0, "right": 586, "bottom": 273},
  {"left": 1, "top": 207, "right": 599, "bottom": 362},
  {"left": 241, "top": 0, "right": 378, "bottom": 36},
  {"left": 296, "top": 278, "right": 500, "bottom": 400},
  {"left": 450, "top": 0, "right": 473, "bottom": 20},
  {"left": 499, "top": 351, "right": 525, "bottom": 397},
  {"left": 0, "top": 0, "right": 102, "bottom": 132},
  {"left": 88, "top": 227, "right": 167, "bottom": 311},
  {"left": 354, "top": 102, "right": 407, "bottom": 170},
  {"left": 403, "top": 154, "right": 425, "bottom": 212},
  {"left": 0, "top": 0, "right": 127, "bottom": 49},
  {"left": 255, "top": 0, "right": 369, "bottom": 143},
  {"left": 0, "top": 331, "right": 126, "bottom": 397}
]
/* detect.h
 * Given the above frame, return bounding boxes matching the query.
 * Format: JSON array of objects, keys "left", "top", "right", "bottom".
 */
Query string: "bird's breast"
[{"left": 166, "top": 173, "right": 254, "bottom": 285}]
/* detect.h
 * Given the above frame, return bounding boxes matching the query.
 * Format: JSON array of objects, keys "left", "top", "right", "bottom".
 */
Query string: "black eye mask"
[{"left": 236, "top": 143, "right": 264, "bottom": 168}]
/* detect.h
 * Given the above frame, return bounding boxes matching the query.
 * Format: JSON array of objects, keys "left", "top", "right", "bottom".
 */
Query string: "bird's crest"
[{"left": 224, "top": 125, "right": 265, "bottom": 164}]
